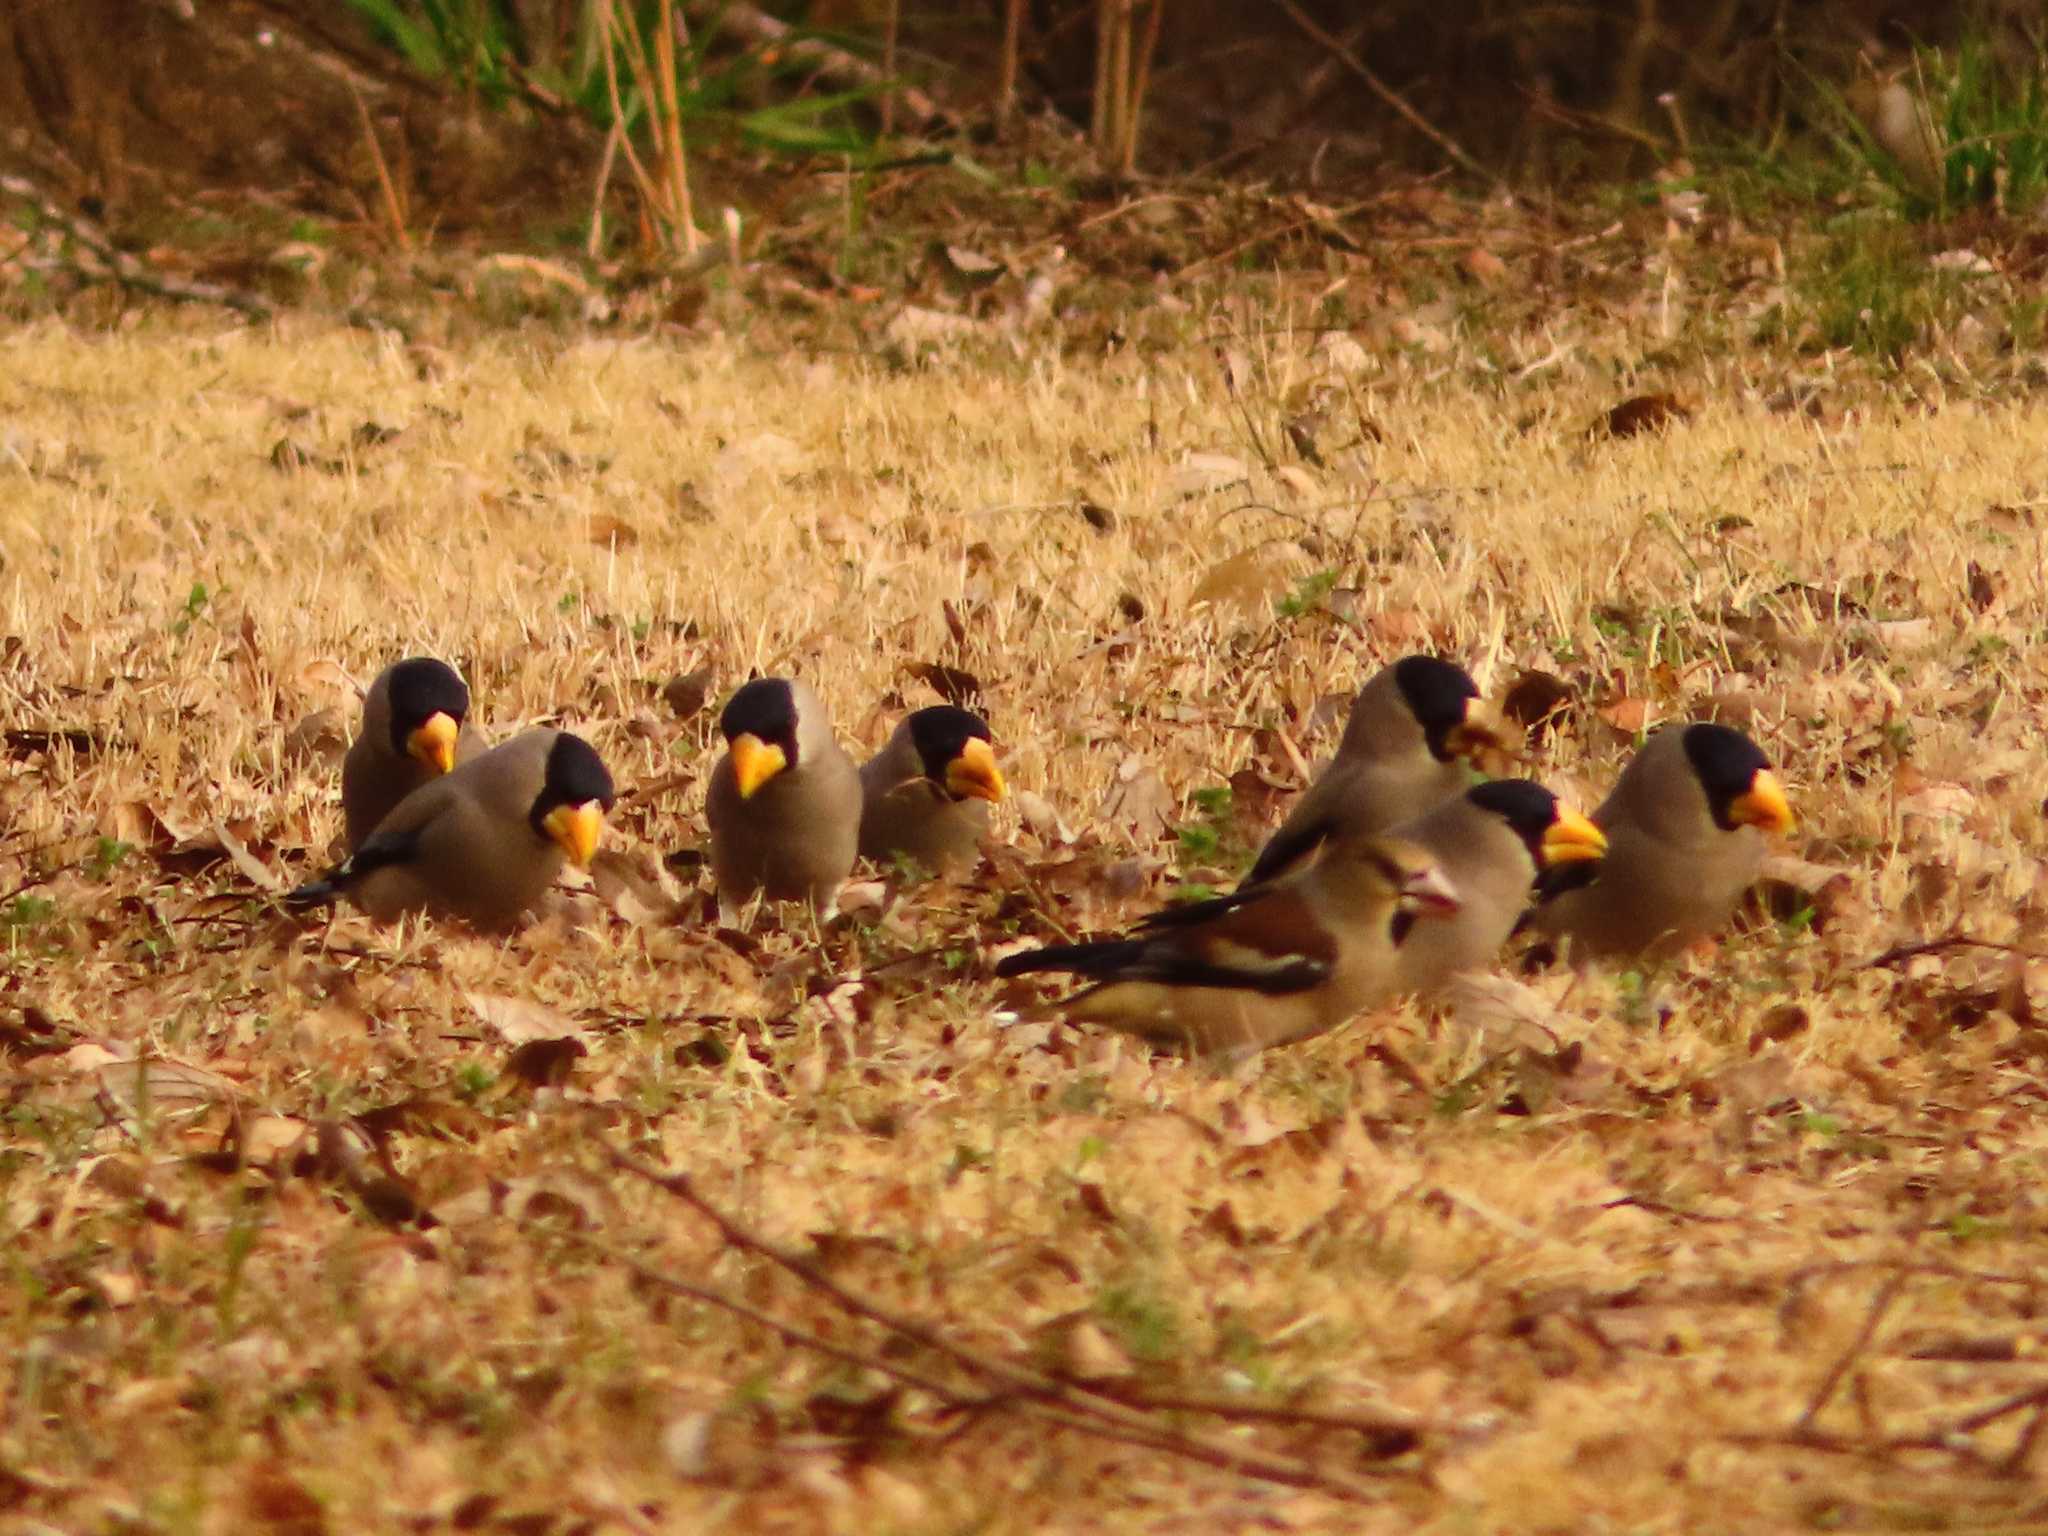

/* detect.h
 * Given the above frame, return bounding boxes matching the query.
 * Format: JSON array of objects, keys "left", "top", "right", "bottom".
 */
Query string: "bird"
[
  {"left": 994, "top": 832, "right": 1461, "bottom": 1056},
  {"left": 706, "top": 677, "right": 863, "bottom": 914},
  {"left": 1525, "top": 722, "right": 1794, "bottom": 962},
  {"left": 1383, "top": 779, "right": 1606, "bottom": 997},
  {"left": 287, "top": 728, "right": 614, "bottom": 930},
  {"left": 858, "top": 705, "right": 1006, "bottom": 876},
  {"left": 1243, "top": 655, "right": 1507, "bottom": 887},
  {"left": 342, "top": 657, "right": 482, "bottom": 852}
]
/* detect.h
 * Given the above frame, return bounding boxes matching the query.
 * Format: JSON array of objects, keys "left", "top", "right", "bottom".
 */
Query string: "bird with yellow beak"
[
  {"left": 1528, "top": 721, "right": 1795, "bottom": 962},
  {"left": 290, "top": 728, "right": 613, "bottom": 931},
  {"left": 1379, "top": 779, "right": 1606, "bottom": 996},
  {"left": 858, "top": 705, "right": 1007, "bottom": 877},
  {"left": 1243, "top": 654, "right": 1512, "bottom": 887},
  {"left": 706, "top": 677, "right": 863, "bottom": 915},
  {"left": 342, "top": 657, "right": 481, "bottom": 851}
]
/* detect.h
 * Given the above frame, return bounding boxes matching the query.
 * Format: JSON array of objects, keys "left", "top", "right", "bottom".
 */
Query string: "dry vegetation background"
[
  {"left": 3, "top": 251, "right": 2048, "bottom": 1529},
  {"left": 4, "top": 2, "right": 2048, "bottom": 1525}
]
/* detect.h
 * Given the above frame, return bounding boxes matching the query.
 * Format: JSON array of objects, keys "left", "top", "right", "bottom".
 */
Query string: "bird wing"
[{"left": 1001, "top": 887, "right": 1337, "bottom": 996}]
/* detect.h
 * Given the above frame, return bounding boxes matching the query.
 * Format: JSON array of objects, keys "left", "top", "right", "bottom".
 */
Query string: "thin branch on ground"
[
  {"left": 0, "top": 170, "right": 407, "bottom": 336},
  {"left": 1795, "top": 1263, "right": 1912, "bottom": 1434},
  {"left": 1860, "top": 933, "right": 2037, "bottom": 969},
  {"left": 704, "top": 0, "right": 946, "bottom": 129},
  {"left": 601, "top": 1138, "right": 1389, "bottom": 1497},
  {"left": 1268, "top": 0, "right": 1505, "bottom": 193},
  {"left": 0, "top": 172, "right": 275, "bottom": 322},
  {"left": 559, "top": 1228, "right": 979, "bottom": 1407}
]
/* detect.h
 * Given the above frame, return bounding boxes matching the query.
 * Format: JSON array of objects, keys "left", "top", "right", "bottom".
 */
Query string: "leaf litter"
[{"left": 1, "top": 240, "right": 2048, "bottom": 1529}]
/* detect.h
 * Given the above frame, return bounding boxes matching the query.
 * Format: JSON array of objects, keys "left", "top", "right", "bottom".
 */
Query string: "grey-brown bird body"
[
  {"left": 858, "top": 706, "right": 1005, "bottom": 876},
  {"left": 996, "top": 834, "right": 1460, "bottom": 1056},
  {"left": 707, "top": 678, "right": 862, "bottom": 912},
  {"left": 342, "top": 658, "right": 482, "bottom": 851},
  {"left": 291, "top": 728, "right": 614, "bottom": 931},
  {"left": 1386, "top": 781, "right": 1606, "bottom": 996},
  {"left": 1527, "top": 723, "right": 1794, "bottom": 962},
  {"left": 1245, "top": 655, "right": 1497, "bottom": 886}
]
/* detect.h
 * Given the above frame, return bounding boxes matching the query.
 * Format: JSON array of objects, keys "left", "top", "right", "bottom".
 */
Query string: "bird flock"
[{"left": 287, "top": 651, "right": 1795, "bottom": 1057}]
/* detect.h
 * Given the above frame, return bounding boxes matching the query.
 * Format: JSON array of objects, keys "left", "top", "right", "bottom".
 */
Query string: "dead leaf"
[
  {"left": 1037, "top": 1315, "right": 1134, "bottom": 1382},
  {"left": 1462, "top": 246, "right": 1508, "bottom": 286},
  {"left": 464, "top": 992, "right": 581, "bottom": 1045},
  {"left": 883, "top": 305, "right": 986, "bottom": 348},
  {"left": 1100, "top": 756, "right": 1174, "bottom": 841},
  {"left": 589, "top": 848, "right": 685, "bottom": 925},
  {"left": 661, "top": 667, "right": 715, "bottom": 720},
  {"left": 1167, "top": 451, "right": 1251, "bottom": 499},
  {"left": 905, "top": 661, "right": 983, "bottom": 707},
  {"left": 96, "top": 1057, "right": 234, "bottom": 1116},
  {"left": 836, "top": 881, "right": 889, "bottom": 922},
  {"left": 295, "top": 658, "right": 358, "bottom": 695},
  {"left": 245, "top": 1463, "right": 329, "bottom": 1536},
  {"left": 939, "top": 244, "right": 1004, "bottom": 284},
  {"left": 1501, "top": 670, "right": 1574, "bottom": 740},
  {"left": 242, "top": 1115, "right": 312, "bottom": 1165},
  {"left": 1602, "top": 394, "right": 1692, "bottom": 438},
  {"left": 215, "top": 819, "right": 282, "bottom": 892},
  {"left": 1966, "top": 561, "right": 2000, "bottom": 613},
  {"left": 1190, "top": 546, "right": 1294, "bottom": 613},
  {"left": 587, "top": 511, "right": 637, "bottom": 546},
  {"left": 506, "top": 1036, "right": 588, "bottom": 1089},
  {"left": 284, "top": 708, "right": 348, "bottom": 764},
  {"left": 1597, "top": 696, "right": 1651, "bottom": 735},
  {"left": 90, "top": 1266, "right": 140, "bottom": 1308},
  {"left": 1013, "top": 790, "right": 1073, "bottom": 844}
]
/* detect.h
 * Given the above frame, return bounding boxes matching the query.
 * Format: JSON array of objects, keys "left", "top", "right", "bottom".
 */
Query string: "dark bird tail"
[
  {"left": 995, "top": 938, "right": 1146, "bottom": 981},
  {"left": 282, "top": 828, "right": 417, "bottom": 911}
]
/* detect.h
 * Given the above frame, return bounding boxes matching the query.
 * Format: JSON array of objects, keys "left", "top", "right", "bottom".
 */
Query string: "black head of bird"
[
  {"left": 1465, "top": 779, "right": 1608, "bottom": 872},
  {"left": 384, "top": 657, "right": 470, "bottom": 776},
  {"left": 719, "top": 678, "right": 804, "bottom": 799},
  {"left": 531, "top": 731, "right": 615, "bottom": 867},
  {"left": 1682, "top": 723, "right": 1795, "bottom": 835},
  {"left": 905, "top": 705, "right": 1005, "bottom": 804}
]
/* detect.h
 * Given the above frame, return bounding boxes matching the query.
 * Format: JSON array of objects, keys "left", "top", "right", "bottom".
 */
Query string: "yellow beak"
[
  {"left": 1540, "top": 805, "right": 1608, "bottom": 866},
  {"left": 1731, "top": 769, "right": 1795, "bottom": 836},
  {"left": 943, "top": 736, "right": 1006, "bottom": 803},
  {"left": 543, "top": 800, "right": 605, "bottom": 868},
  {"left": 406, "top": 711, "right": 460, "bottom": 776},
  {"left": 729, "top": 733, "right": 788, "bottom": 800}
]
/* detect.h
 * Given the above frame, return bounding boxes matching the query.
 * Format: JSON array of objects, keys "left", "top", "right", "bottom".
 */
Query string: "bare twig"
[
  {"left": 1731, "top": 1383, "right": 2048, "bottom": 1465},
  {"left": 346, "top": 82, "right": 413, "bottom": 254},
  {"left": 603, "top": 1140, "right": 1383, "bottom": 1496},
  {"left": 1267, "top": 0, "right": 1505, "bottom": 193},
  {"left": 878, "top": 0, "right": 901, "bottom": 139},
  {"left": 1997, "top": 1398, "right": 2048, "bottom": 1476},
  {"left": 1861, "top": 933, "right": 2036, "bottom": 969},
  {"left": 998, "top": 0, "right": 1026, "bottom": 128},
  {"left": 0, "top": 172, "right": 274, "bottom": 323},
  {"left": 706, "top": 0, "right": 946, "bottom": 128},
  {"left": 1795, "top": 1264, "right": 1911, "bottom": 1434},
  {"left": 588, "top": 123, "right": 623, "bottom": 258},
  {"left": 0, "top": 170, "right": 406, "bottom": 335},
  {"left": 1120, "top": 0, "right": 1165, "bottom": 177},
  {"left": 1084, "top": 1382, "right": 1465, "bottom": 1441},
  {"left": 561, "top": 1229, "right": 978, "bottom": 1406},
  {"left": 651, "top": 0, "right": 700, "bottom": 253}
]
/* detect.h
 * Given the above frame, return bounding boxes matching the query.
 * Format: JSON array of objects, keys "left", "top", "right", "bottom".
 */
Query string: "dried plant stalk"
[
  {"left": 998, "top": 0, "right": 1025, "bottom": 127},
  {"left": 1091, "top": 0, "right": 1161, "bottom": 176}
]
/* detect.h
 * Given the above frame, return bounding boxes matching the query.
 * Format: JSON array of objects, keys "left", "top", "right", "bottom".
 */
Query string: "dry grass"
[{"left": 3, "top": 292, "right": 2048, "bottom": 1534}]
